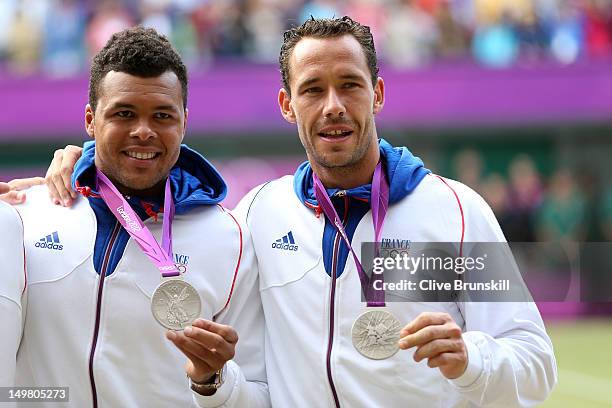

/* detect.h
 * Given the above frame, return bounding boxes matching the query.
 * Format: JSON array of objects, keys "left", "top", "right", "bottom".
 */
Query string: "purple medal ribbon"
[
  {"left": 96, "top": 169, "right": 180, "bottom": 278},
  {"left": 313, "top": 162, "right": 389, "bottom": 307}
]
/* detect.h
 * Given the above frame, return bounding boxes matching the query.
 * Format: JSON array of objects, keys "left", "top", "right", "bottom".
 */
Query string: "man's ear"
[
  {"left": 373, "top": 77, "right": 385, "bottom": 115},
  {"left": 182, "top": 108, "right": 188, "bottom": 142},
  {"left": 85, "top": 104, "right": 95, "bottom": 138},
  {"left": 278, "top": 88, "right": 296, "bottom": 124}
]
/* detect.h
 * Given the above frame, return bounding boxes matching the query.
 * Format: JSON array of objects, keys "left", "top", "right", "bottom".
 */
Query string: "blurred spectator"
[
  {"left": 472, "top": 14, "right": 520, "bottom": 67},
  {"left": 583, "top": 0, "right": 612, "bottom": 57},
  {"left": 299, "top": 0, "right": 340, "bottom": 23},
  {"left": 245, "top": 0, "right": 284, "bottom": 62},
  {"left": 453, "top": 149, "right": 483, "bottom": 193},
  {"left": 6, "top": 8, "right": 43, "bottom": 75},
  {"left": 384, "top": 0, "right": 439, "bottom": 68},
  {"left": 550, "top": 1, "right": 584, "bottom": 64},
  {"left": 599, "top": 187, "right": 612, "bottom": 241},
  {"left": 514, "top": 4, "right": 549, "bottom": 61},
  {"left": 140, "top": 0, "right": 173, "bottom": 37},
  {"left": 506, "top": 155, "right": 543, "bottom": 241},
  {"left": 0, "top": 0, "right": 19, "bottom": 62},
  {"left": 481, "top": 173, "right": 513, "bottom": 233},
  {"left": 434, "top": 0, "right": 470, "bottom": 59},
  {"left": 43, "top": 0, "right": 86, "bottom": 77},
  {"left": 536, "top": 168, "right": 587, "bottom": 243},
  {"left": 344, "top": 0, "right": 387, "bottom": 53},
  {"left": 86, "top": 0, "right": 133, "bottom": 57},
  {"left": 170, "top": 10, "right": 199, "bottom": 67}
]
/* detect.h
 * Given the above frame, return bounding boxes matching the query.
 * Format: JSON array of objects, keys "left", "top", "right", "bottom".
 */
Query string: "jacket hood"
[
  {"left": 293, "top": 138, "right": 430, "bottom": 207},
  {"left": 72, "top": 141, "right": 227, "bottom": 213}
]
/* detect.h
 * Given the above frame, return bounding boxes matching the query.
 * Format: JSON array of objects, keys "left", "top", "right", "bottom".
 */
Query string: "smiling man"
[
  {"left": 8, "top": 17, "right": 557, "bottom": 408},
  {"left": 2, "top": 27, "right": 268, "bottom": 407},
  {"left": 233, "top": 17, "right": 557, "bottom": 406}
]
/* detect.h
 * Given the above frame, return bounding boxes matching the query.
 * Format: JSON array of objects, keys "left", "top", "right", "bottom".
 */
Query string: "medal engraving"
[
  {"left": 352, "top": 309, "right": 402, "bottom": 360},
  {"left": 151, "top": 279, "right": 201, "bottom": 330}
]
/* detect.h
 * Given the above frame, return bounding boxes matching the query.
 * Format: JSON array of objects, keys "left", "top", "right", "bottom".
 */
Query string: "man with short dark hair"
[
  {"left": 234, "top": 16, "right": 556, "bottom": 406},
  {"left": 3, "top": 26, "right": 269, "bottom": 407}
]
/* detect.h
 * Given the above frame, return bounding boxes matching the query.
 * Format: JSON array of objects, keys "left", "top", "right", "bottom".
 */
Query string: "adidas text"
[
  {"left": 271, "top": 242, "right": 299, "bottom": 251},
  {"left": 35, "top": 242, "right": 63, "bottom": 250}
]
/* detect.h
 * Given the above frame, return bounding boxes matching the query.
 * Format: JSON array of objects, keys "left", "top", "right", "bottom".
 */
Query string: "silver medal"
[
  {"left": 351, "top": 309, "right": 402, "bottom": 360},
  {"left": 151, "top": 279, "right": 201, "bottom": 330}
]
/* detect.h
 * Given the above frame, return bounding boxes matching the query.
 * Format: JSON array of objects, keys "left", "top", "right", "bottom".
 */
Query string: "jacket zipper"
[
  {"left": 88, "top": 221, "right": 121, "bottom": 408},
  {"left": 326, "top": 195, "right": 349, "bottom": 408}
]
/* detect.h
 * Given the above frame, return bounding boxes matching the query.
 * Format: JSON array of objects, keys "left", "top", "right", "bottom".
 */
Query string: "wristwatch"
[{"left": 190, "top": 366, "right": 226, "bottom": 394}]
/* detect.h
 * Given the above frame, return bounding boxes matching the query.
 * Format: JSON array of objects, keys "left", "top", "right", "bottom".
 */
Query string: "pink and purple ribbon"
[
  {"left": 313, "top": 162, "right": 389, "bottom": 307},
  {"left": 96, "top": 169, "right": 179, "bottom": 278}
]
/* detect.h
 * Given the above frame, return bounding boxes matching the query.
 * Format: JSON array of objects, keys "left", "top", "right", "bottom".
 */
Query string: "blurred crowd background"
[{"left": 1, "top": 0, "right": 611, "bottom": 77}]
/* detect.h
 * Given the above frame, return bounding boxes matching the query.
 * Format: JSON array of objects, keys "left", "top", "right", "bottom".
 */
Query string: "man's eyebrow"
[
  {"left": 297, "top": 77, "right": 320, "bottom": 89},
  {"left": 154, "top": 105, "right": 180, "bottom": 112},
  {"left": 106, "top": 103, "right": 179, "bottom": 111},
  {"left": 339, "top": 74, "right": 364, "bottom": 81},
  {"left": 108, "top": 102, "right": 136, "bottom": 110}
]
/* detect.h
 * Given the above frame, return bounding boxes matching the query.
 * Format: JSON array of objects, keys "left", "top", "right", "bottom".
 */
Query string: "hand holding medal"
[
  {"left": 166, "top": 319, "right": 238, "bottom": 387},
  {"left": 398, "top": 312, "right": 468, "bottom": 379}
]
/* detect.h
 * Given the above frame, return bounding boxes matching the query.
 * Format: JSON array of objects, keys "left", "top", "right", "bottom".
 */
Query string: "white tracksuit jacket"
[
  {"left": 235, "top": 173, "right": 557, "bottom": 408},
  {"left": 0, "top": 201, "right": 25, "bottom": 389},
  {"left": 4, "top": 186, "right": 269, "bottom": 408}
]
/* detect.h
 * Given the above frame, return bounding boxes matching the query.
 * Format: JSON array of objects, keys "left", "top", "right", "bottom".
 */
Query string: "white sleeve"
[
  {"left": 445, "top": 180, "right": 557, "bottom": 407},
  {"left": 192, "top": 213, "right": 269, "bottom": 408},
  {"left": 0, "top": 202, "right": 26, "bottom": 387}
]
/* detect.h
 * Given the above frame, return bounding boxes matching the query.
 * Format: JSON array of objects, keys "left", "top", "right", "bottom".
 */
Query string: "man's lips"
[
  {"left": 122, "top": 149, "right": 162, "bottom": 161},
  {"left": 317, "top": 126, "right": 354, "bottom": 141}
]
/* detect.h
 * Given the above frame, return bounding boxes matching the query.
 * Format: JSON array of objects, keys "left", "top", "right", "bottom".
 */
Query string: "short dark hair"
[
  {"left": 279, "top": 16, "right": 379, "bottom": 95},
  {"left": 89, "top": 26, "right": 188, "bottom": 111}
]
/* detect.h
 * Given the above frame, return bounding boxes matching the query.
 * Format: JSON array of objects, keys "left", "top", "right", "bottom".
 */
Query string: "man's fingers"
[
  {"left": 8, "top": 177, "right": 45, "bottom": 191},
  {"left": 46, "top": 149, "right": 72, "bottom": 206},
  {"left": 167, "top": 330, "right": 226, "bottom": 367},
  {"left": 168, "top": 333, "right": 204, "bottom": 363},
  {"left": 193, "top": 319, "right": 239, "bottom": 344},
  {"left": 426, "top": 352, "right": 462, "bottom": 369},
  {"left": 412, "top": 339, "right": 461, "bottom": 362},
  {"left": 399, "top": 324, "right": 449, "bottom": 349},
  {"left": 61, "top": 145, "right": 82, "bottom": 199},
  {"left": 45, "top": 176, "right": 63, "bottom": 206},
  {"left": 0, "top": 191, "right": 26, "bottom": 205},
  {"left": 183, "top": 325, "right": 236, "bottom": 361},
  {"left": 400, "top": 312, "right": 452, "bottom": 337},
  {"left": 60, "top": 165, "right": 76, "bottom": 200},
  {"left": 49, "top": 169, "right": 74, "bottom": 207}
]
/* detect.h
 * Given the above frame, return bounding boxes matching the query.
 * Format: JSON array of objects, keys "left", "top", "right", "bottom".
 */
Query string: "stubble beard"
[
  {"left": 97, "top": 159, "right": 167, "bottom": 196},
  {"left": 304, "top": 121, "right": 374, "bottom": 173}
]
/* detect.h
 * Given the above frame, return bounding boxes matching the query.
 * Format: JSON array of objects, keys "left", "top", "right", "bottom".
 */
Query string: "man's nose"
[
  {"left": 323, "top": 89, "right": 346, "bottom": 118},
  {"left": 131, "top": 120, "right": 156, "bottom": 140}
]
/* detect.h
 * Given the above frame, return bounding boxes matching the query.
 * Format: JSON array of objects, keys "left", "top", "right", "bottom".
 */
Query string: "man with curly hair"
[{"left": 2, "top": 26, "right": 269, "bottom": 407}]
